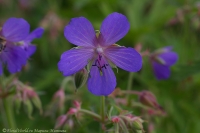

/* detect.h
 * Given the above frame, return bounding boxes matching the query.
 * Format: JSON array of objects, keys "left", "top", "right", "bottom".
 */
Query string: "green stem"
[
  {"left": 60, "top": 77, "right": 72, "bottom": 89},
  {"left": 0, "top": 74, "right": 16, "bottom": 128},
  {"left": 101, "top": 96, "right": 105, "bottom": 123},
  {"left": 2, "top": 96, "right": 16, "bottom": 128},
  {"left": 79, "top": 109, "right": 101, "bottom": 120},
  {"left": 127, "top": 72, "right": 134, "bottom": 91},
  {"left": 126, "top": 72, "right": 134, "bottom": 105}
]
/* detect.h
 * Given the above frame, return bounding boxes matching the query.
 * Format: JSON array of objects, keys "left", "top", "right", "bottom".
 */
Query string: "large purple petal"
[
  {"left": 2, "top": 18, "right": 30, "bottom": 42},
  {"left": 64, "top": 17, "right": 97, "bottom": 47},
  {"left": 99, "top": 12, "right": 130, "bottom": 46},
  {"left": 87, "top": 57, "right": 116, "bottom": 96},
  {"left": 152, "top": 62, "right": 170, "bottom": 80},
  {"left": 0, "top": 43, "right": 27, "bottom": 73},
  {"left": 26, "top": 27, "right": 44, "bottom": 42},
  {"left": 104, "top": 46, "right": 142, "bottom": 72},
  {"left": 58, "top": 48, "right": 94, "bottom": 76},
  {"left": 159, "top": 52, "right": 178, "bottom": 66},
  {"left": 25, "top": 44, "right": 36, "bottom": 57}
]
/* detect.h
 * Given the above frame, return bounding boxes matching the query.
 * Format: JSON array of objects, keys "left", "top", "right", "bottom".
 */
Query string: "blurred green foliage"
[{"left": 0, "top": 0, "right": 200, "bottom": 133}]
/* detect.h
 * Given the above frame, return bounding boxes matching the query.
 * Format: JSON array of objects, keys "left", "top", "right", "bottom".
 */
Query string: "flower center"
[
  {"left": 96, "top": 47, "right": 103, "bottom": 54},
  {"left": 92, "top": 54, "right": 109, "bottom": 76}
]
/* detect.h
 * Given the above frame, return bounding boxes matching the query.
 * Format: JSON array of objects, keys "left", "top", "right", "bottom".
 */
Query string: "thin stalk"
[
  {"left": 126, "top": 72, "right": 134, "bottom": 105},
  {"left": 79, "top": 109, "right": 101, "bottom": 120},
  {"left": 2, "top": 96, "right": 16, "bottom": 128},
  {"left": 101, "top": 96, "right": 105, "bottom": 123},
  {"left": 60, "top": 77, "right": 72, "bottom": 89},
  {"left": 0, "top": 74, "right": 16, "bottom": 128},
  {"left": 127, "top": 72, "right": 134, "bottom": 91},
  {"left": 100, "top": 96, "right": 105, "bottom": 133}
]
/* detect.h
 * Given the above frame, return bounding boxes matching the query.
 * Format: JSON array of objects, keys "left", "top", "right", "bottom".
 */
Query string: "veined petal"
[
  {"left": 2, "top": 18, "right": 30, "bottom": 42},
  {"left": 99, "top": 12, "right": 130, "bottom": 46},
  {"left": 25, "top": 44, "right": 36, "bottom": 57},
  {"left": 152, "top": 62, "right": 170, "bottom": 80},
  {"left": 0, "top": 43, "right": 27, "bottom": 73},
  {"left": 58, "top": 48, "right": 94, "bottom": 76},
  {"left": 159, "top": 52, "right": 178, "bottom": 66},
  {"left": 104, "top": 46, "right": 142, "bottom": 72},
  {"left": 87, "top": 57, "right": 116, "bottom": 96},
  {"left": 26, "top": 27, "right": 44, "bottom": 42},
  {"left": 64, "top": 17, "right": 97, "bottom": 47}
]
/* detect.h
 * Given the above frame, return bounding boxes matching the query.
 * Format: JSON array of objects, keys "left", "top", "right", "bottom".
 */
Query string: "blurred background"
[{"left": 0, "top": 0, "right": 200, "bottom": 133}]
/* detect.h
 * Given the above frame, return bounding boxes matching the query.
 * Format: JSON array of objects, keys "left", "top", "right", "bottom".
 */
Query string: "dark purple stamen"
[{"left": 92, "top": 55, "right": 108, "bottom": 71}]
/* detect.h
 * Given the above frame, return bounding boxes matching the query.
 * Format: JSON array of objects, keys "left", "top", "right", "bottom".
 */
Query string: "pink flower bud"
[
  {"left": 65, "top": 118, "right": 74, "bottom": 129},
  {"left": 126, "top": 114, "right": 134, "bottom": 119},
  {"left": 55, "top": 115, "right": 68, "bottom": 129},
  {"left": 67, "top": 108, "right": 78, "bottom": 115},
  {"left": 73, "top": 100, "right": 81, "bottom": 109},
  {"left": 53, "top": 89, "right": 65, "bottom": 107},
  {"left": 111, "top": 116, "right": 120, "bottom": 123},
  {"left": 22, "top": 87, "right": 37, "bottom": 100},
  {"left": 139, "top": 91, "right": 158, "bottom": 109}
]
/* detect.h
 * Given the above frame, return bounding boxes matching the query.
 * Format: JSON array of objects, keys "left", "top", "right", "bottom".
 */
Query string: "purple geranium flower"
[
  {"left": 0, "top": 18, "right": 29, "bottom": 75},
  {"left": 58, "top": 12, "right": 142, "bottom": 96},
  {"left": 150, "top": 46, "right": 178, "bottom": 80},
  {"left": 20, "top": 27, "right": 44, "bottom": 57}
]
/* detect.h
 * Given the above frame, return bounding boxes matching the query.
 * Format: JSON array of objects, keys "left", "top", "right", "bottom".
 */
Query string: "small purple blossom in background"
[
  {"left": 20, "top": 27, "right": 44, "bottom": 57},
  {"left": 58, "top": 12, "right": 142, "bottom": 96},
  {"left": 0, "top": 18, "right": 29, "bottom": 75},
  {"left": 0, "top": 17, "right": 43, "bottom": 75},
  {"left": 150, "top": 46, "right": 178, "bottom": 80}
]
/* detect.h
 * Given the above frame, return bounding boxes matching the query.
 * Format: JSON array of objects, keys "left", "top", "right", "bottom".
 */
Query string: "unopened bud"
[
  {"left": 132, "top": 117, "right": 144, "bottom": 130},
  {"left": 74, "top": 68, "right": 88, "bottom": 91},
  {"left": 66, "top": 119, "right": 74, "bottom": 129},
  {"left": 139, "top": 91, "right": 158, "bottom": 109},
  {"left": 55, "top": 115, "right": 68, "bottom": 129},
  {"left": 22, "top": 87, "right": 43, "bottom": 116},
  {"left": 53, "top": 89, "right": 65, "bottom": 107},
  {"left": 13, "top": 94, "right": 22, "bottom": 114},
  {"left": 32, "top": 96, "right": 43, "bottom": 115},
  {"left": 111, "top": 116, "right": 120, "bottom": 123},
  {"left": 67, "top": 108, "right": 78, "bottom": 115},
  {"left": 73, "top": 100, "right": 81, "bottom": 110},
  {"left": 23, "top": 87, "right": 37, "bottom": 100},
  {"left": 23, "top": 100, "right": 33, "bottom": 119}
]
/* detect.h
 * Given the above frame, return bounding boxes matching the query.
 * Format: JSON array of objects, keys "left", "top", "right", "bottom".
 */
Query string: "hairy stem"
[
  {"left": 101, "top": 96, "right": 105, "bottom": 122},
  {"left": 0, "top": 74, "right": 16, "bottom": 128},
  {"left": 126, "top": 72, "right": 134, "bottom": 105},
  {"left": 2, "top": 96, "right": 16, "bottom": 128},
  {"left": 79, "top": 109, "right": 101, "bottom": 120},
  {"left": 101, "top": 96, "right": 105, "bottom": 133}
]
